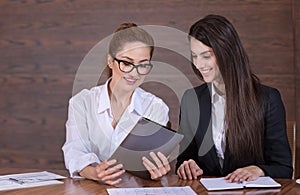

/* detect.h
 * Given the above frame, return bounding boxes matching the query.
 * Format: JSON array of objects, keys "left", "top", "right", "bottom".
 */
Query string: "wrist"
[
  {"left": 255, "top": 166, "right": 265, "bottom": 176},
  {"left": 79, "top": 165, "right": 98, "bottom": 180}
]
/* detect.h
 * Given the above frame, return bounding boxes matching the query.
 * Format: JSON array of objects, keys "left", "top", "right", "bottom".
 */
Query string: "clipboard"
[{"left": 110, "top": 117, "right": 184, "bottom": 179}]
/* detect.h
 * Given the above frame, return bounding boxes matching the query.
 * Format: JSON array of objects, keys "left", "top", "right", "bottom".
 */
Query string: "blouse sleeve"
[{"left": 62, "top": 91, "right": 100, "bottom": 178}]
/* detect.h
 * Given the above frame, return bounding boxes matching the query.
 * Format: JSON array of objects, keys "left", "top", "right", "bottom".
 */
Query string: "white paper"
[
  {"left": 200, "top": 177, "right": 243, "bottom": 191},
  {"left": 0, "top": 171, "right": 66, "bottom": 191},
  {"left": 200, "top": 176, "right": 281, "bottom": 191},
  {"left": 244, "top": 177, "right": 281, "bottom": 188},
  {"left": 107, "top": 186, "right": 197, "bottom": 195}
]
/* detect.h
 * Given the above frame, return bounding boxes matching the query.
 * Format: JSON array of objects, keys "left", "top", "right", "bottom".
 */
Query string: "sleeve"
[
  {"left": 62, "top": 93, "right": 100, "bottom": 178},
  {"left": 176, "top": 89, "right": 200, "bottom": 171},
  {"left": 257, "top": 87, "right": 293, "bottom": 178}
]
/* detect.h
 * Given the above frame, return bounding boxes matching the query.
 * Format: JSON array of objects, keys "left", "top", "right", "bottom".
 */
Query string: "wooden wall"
[
  {"left": 0, "top": 0, "right": 299, "bottom": 177},
  {"left": 294, "top": 0, "right": 300, "bottom": 179}
]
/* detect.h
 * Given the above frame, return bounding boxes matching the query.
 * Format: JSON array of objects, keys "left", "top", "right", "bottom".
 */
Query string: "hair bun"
[{"left": 115, "top": 22, "right": 138, "bottom": 32}]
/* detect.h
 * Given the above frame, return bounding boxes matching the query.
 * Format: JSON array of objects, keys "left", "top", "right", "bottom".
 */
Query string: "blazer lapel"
[{"left": 196, "top": 84, "right": 223, "bottom": 174}]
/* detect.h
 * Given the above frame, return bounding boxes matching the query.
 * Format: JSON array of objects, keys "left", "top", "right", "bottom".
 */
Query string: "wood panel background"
[{"left": 0, "top": 0, "right": 299, "bottom": 178}]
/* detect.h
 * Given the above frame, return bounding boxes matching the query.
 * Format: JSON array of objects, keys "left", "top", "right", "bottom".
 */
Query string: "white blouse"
[
  {"left": 62, "top": 80, "right": 169, "bottom": 177},
  {"left": 211, "top": 84, "right": 226, "bottom": 167}
]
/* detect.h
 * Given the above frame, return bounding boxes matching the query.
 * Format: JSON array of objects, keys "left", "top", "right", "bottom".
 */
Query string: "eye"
[
  {"left": 139, "top": 64, "right": 150, "bottom": 68},
  {"left": 202, "top": 54, "right": 211, "bottom": 59},
  {"left": 122, "top": 60, "right": 133, "bottom": 66},
  {"left": 191, "top": 54, "right": 197, "bottom": 59}
]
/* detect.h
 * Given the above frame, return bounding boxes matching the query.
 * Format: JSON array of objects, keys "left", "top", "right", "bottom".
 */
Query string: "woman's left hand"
[
  {"left": 142, "top": 151, "right": 171, "bottom": 180},
  {"left": 225, "top": 165, "right": 265, "bottom": 182}
]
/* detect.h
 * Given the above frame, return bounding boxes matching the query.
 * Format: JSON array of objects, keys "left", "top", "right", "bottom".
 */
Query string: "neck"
[
  {"left": 213, "top": 81, "right": 225, "bottom": 96},
  {"left": 108, "top": 81, "right": 132, "bottom": 108}
]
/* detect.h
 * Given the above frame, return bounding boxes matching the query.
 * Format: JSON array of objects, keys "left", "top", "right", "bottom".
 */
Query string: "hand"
[
  {"left": 225, "top": 165, "right": 265, "bottom": 182},
  {"left": 142, "top": 152, "right": 171, "bottom": 180},
  {"left": 177, "top": 159, "right": 203, "bottom": 180},
  {"left": 95, "top": 159, "right": 125, "bottom": 185},
  {"left": 80, "top": 159, "right": 125, "bottom": 185}
]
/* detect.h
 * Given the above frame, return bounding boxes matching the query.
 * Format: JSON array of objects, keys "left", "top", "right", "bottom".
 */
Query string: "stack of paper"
[{"left": 0, "top": 171, "right": 66, "bottom": 191}]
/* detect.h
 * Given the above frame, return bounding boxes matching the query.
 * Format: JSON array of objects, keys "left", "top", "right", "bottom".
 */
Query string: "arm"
[
  {"left": 176, "top": 89, "right": 203, "bottom": 179},
  {"left": 225, "top": 87, "right": 293, "bottom": 182},
  {"left": 258, "top": 87, "right": 293, "bottom": 178},
  {"left": 62, "top": 91, "right": 125, "bottom": 183},
  {"left": 62, "top": 95, "right": 101, "bottom": 178}
]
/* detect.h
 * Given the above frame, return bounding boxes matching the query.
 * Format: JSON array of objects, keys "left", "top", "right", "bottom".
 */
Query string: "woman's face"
[
  {"left": 108, "top": 42, "right": 151, "bottom": 93},
  {"left": 190, "top": 37, "right": 223, "bottom": 85}
]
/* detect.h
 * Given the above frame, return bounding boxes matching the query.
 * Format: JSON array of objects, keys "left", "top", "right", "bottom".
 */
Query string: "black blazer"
[{"left": 176, "top": 83, "right": 293, "bottom": 178}]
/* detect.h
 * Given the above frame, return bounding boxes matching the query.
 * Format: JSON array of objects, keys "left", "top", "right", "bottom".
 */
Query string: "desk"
[{"left": 0, "top": 168, "right": 299, "bottom": 194}]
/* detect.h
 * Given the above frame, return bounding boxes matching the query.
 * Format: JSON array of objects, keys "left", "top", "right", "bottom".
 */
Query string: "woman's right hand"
[
  {"left": 177, "top": 159, "right": 203, "bottom": 180},
  {"left": 80, "top": 159, "right": 125, "bottom": 185}
]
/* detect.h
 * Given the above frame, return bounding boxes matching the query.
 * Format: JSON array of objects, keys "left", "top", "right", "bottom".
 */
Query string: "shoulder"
[
  {"left": 182, "top": 83, "right": 209, "bottom": 102},
  {"left": 260, "top": 85, "right": 282, "bottom": 103},
  {"left": 69, "top": 85, "right": 103, "bottom": 104},
  {"left": 260, "top": 85, "right": 285, "bottom": 116}
]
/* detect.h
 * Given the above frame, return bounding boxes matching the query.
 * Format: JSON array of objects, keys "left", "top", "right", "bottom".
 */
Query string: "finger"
[
  {"left": 106, "top": 159, "right": 118, "bottom": 166},
  {"left": 196, "top": 168, "right": 204, "bottom": 176},
  {"left": 149, "top": 152, "right": 163, "bottom": 168},
  {"left": 142, "top": 157, "right": 162, "bottom": 179},
  {"left": 238, "top": 172, "right": 251, "bottom": 182},
  {"left": 143, "top": 157, "right": 162, "bottom": 179},
  {"left": 157, "top": 152, "right": 171, "bottom": 172},
  {"left": 184, "top": 161, "right": 193, "bottom": 180},
  {"left": 176, "top": 167, "right": 183, "bottom": 179},
  {"left": 96, "top": 159, "right": 117, "bottom": 173},
  {"left": 224, "top": 173, "right": 232, "bottom": 180},
  {"left": 105, "top": 178, "right": 123, "bottom": 186},
  {"left": 190, "top": 161, "right": 203, "bottom": 179},
  {"left": 246, "top": 174, "right": 257, "bottom": 182},
  {"left": 101, "top": 169, "right": 125, "bottom": 182},
  {"left": 177, "top": 164, "right": 187, "bottom": 179},
  {"left": 98, "top": 163, "right": 124, "bottom": 179},
  {"left": 225, "top": 173, "right": 236, "bottom": 183}
]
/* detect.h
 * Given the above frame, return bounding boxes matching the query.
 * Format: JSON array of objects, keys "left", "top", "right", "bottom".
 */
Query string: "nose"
[{"left": 128, "top": 66, "right": 139, "bottom": 77}]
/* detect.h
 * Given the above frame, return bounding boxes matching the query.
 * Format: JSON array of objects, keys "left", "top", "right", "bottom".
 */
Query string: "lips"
[
  {"left": 124, "top": 77, "right": 138, "bottom": 85},
  {"left": 200, "top": 68, "right": 213, "bottom": 76}
]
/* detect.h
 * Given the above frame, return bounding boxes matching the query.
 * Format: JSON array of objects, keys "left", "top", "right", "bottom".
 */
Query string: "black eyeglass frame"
[{"left": 113, "top": 57, "right": 153, "bottom": 75}]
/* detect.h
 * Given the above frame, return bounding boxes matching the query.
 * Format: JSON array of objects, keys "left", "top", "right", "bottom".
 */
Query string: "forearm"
[{"left": 258, "top": 164, "right": 292, "bottom": 178}]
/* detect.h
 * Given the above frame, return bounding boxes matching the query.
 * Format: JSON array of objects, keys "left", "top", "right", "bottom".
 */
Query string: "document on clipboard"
[{"left": 110, "top": 117, "right": 184, "bottom": 179}]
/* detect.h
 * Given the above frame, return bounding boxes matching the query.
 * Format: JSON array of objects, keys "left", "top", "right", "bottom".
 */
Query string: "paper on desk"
[
  {"left": 0, "top": 171, "right": 66, "bottom": 191},
  {"left": 200, "top": 176, "right": 281, "bottom": 191},
  {"left": 107, "top": 186, "right": 197, "bottom": 195}
]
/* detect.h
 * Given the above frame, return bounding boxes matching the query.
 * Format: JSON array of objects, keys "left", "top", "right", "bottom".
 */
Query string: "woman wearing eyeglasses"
[{"left": 62, "top": 23, "right": 170, "bottom": 185}]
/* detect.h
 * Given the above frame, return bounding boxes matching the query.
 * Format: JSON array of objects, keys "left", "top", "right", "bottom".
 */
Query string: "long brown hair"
[
  {"left": 105, "top": 22, "right": 154, "bottom": 77},
  {"left": 189, "top": 15, "right": 264, "bottom": 164}
]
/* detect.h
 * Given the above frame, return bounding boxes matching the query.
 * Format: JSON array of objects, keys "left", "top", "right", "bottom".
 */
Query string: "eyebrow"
[
  {"left": 200, "top": 50, "right": 212, "bottom": 55},
  {"left": 120, "top": 56, "right": 150, "bottom": 63},
  {"left": 191, "top": 50, "right": 212, "bottom": 55}
]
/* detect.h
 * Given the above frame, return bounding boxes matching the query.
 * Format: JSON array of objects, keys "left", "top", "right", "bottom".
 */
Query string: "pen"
[{"left": 9, "top": 178, "right": 24, "bottom": 184}]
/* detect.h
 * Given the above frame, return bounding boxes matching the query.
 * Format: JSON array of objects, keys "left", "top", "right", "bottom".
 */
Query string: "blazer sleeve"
[
  {"left": 257, "top": 87, "right": 293, "bottom": 178},
  {"left": 176, "top": 89, "right": 200, "bottom": 170}
]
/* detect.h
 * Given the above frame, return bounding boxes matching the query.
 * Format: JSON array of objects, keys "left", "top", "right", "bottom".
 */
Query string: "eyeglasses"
[{"left": 113, "top": 57, "right": 153, "bottom": 75}]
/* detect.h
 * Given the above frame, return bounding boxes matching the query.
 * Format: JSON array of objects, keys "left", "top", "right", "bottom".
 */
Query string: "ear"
[
  {"left": 107, "top": 54, "right": 113, "bottom": 63},
  {"left": 107, "top": 54, "right": 114, "bottom": 68}
]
